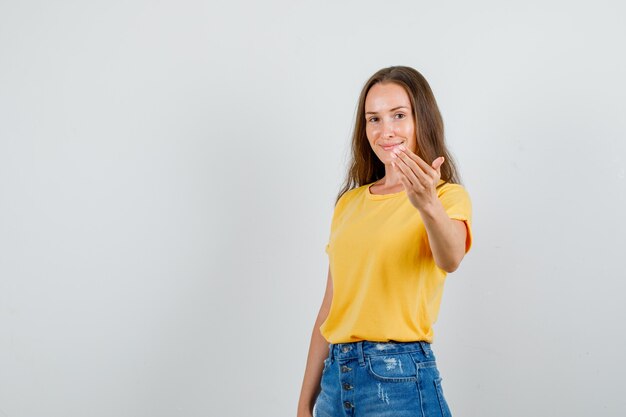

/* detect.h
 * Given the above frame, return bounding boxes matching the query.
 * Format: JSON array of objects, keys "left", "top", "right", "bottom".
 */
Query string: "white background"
[{"left": 1, "top": 1, "right": 625, "bottom": 416}]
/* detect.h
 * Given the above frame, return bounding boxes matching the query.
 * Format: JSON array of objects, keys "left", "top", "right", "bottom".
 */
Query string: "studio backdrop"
[{"left": 1, "top": 1, "right": 625, "bottom": 416}]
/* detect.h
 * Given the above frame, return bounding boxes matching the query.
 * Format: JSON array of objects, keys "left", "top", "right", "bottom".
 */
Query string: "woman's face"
[{"left": 364, "top": 82, "right": 417, "bottom": 164}]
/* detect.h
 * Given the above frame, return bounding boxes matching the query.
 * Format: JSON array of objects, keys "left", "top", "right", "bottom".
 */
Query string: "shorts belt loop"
[
  {"left": 357, "top": 341, "right": 365, "bottom": 366},
  {"left": 328, "top": 343, "right": 334, "bottom": 362},
  {"left": 419, "top": 341, "right": 431, "bottom": 358}
]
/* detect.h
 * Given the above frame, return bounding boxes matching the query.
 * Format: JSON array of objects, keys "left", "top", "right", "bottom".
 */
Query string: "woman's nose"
[{"left": 381, "top": 121, "right": 395, "bottom": 137}]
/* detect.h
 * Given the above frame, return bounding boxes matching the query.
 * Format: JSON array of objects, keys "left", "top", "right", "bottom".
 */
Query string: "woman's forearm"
[
  {"left": 297, "top": 309, "right": 331, "bottom": 415},
  {"left": 419, "top": 200, "right": 467, "bottom": 273}
]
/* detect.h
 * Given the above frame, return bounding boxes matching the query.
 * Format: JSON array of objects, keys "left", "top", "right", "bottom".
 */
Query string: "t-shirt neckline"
[
  {"left": 365, "top": 182, "right": 406, "bottom": 200},
  {"left": 365, "top": 179, "right": 447, "bottom": 200}
]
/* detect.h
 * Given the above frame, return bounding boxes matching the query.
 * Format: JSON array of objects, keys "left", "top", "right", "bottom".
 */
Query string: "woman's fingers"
[
  {"left": 398, "top": 146, "right": 436, "bottom": 177},
  {"left": 395, "top": 162, "right": 414, "bottom": 190},
  {"left": 392, "top": 158, "right": 416, "bottom": 187},
  {"left": 432, "top": 156, "right": 445, "bottom": 170},
  {"left": 393, "top": 148, "right": 430, "bottom": 188}
]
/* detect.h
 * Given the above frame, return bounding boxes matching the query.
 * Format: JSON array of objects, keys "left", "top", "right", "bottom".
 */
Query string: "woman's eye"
[
  {"left": 395, "top": 113, "right": 406, "bottom": 119},
  {"left": 368, "top": 117, "right": 378, "bottom": 123}
]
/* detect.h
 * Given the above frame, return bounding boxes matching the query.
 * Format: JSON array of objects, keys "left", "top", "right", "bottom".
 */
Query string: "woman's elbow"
[
  {"left": 437, "top": 253, "right": 465, "bottom": 273},
  {"left": 439, "top": 262, "right": 459, "bottom": 273}
]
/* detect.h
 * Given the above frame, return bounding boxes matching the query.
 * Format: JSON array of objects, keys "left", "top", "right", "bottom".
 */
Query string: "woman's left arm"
[
  {"left": 391, "top": 145, "right": 468, "bottom": 272},
  {"left": 419, "top": 202, "right": 467, "bottom": 273}
]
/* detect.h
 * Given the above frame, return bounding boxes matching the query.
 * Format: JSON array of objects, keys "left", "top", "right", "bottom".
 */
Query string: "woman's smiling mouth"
[{"left": 381, "top": 142, "right": 404, "bottom": 151}]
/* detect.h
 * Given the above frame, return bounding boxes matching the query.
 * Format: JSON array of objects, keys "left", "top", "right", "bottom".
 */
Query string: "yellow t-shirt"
[{"left": 319, "top": 179, "right": 473, "bottom": 344}]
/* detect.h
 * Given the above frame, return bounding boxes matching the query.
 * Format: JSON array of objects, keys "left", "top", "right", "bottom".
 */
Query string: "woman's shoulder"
[
  {"left": 339, "top": 184, "right": 368, "bottom": 200},
  {"left": 437, "top": 180, "right": 469, "bottom": 195},
  {"left": 436, "top": 181, "right": 472, "bottom": 210}
]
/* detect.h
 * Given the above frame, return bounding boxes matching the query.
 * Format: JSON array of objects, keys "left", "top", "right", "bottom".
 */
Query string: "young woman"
[{"left": 297, "top": 66, "right": 473, "bottom": 417}]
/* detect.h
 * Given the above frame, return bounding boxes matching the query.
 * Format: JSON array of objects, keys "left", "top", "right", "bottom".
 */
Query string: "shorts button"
[
  {"left": 341, "top": 346, "right": 351, "bottom": 353},
  {"left": 343, "top": 401, "right": 353, "bottom": 409},
  {"left": 341, "top": 365, "right": 352, "bottom": 373},
  {"left": 342, "top": 383, "right": 353, "bottom": 390}
]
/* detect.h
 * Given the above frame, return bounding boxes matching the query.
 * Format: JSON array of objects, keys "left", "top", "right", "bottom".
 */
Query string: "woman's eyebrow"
[{"left": 365, "top": 106, "right": 409, "bottom": 115}]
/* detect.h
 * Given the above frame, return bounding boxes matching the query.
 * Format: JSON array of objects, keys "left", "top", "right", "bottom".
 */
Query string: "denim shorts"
[{"left": 313, "top": 340, "right": 452, "bottom": 417}]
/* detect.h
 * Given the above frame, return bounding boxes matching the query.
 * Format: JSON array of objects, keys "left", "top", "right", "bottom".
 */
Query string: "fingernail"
[{"left": 399, "top": 145, "right": 406, "bottom": 151}]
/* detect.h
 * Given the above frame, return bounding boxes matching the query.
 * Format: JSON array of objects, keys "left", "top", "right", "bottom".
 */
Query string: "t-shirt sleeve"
[
  {"left": 438, "top": 183, "right": 473, "bottom": 254},
  {"left": 325, "top": 190, "right": 351, "bottom": 255},
  {"left": 325, "top": 201, "right": 339, "bottom": 255}
]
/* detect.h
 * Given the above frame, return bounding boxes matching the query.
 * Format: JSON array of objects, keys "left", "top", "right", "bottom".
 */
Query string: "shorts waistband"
[{"left": 328, "top": 340, "right": 433, "bottom": 366}]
